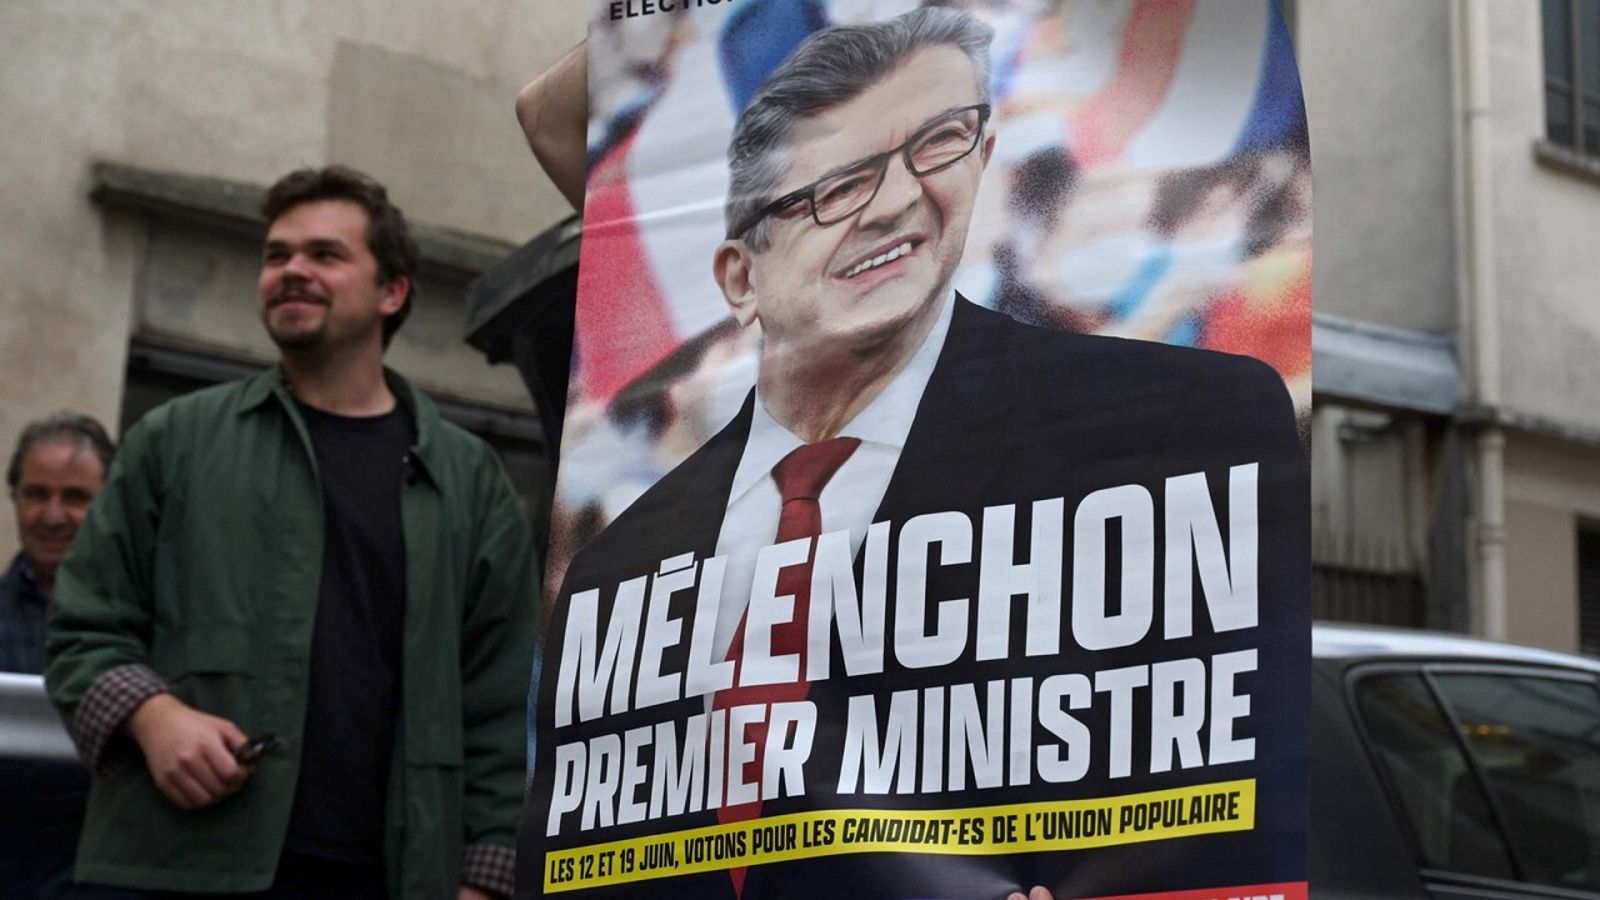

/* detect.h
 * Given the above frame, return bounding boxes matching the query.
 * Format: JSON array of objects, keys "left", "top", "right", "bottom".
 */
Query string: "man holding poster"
[{"left": 522, "top": 6, "right": 1310, "bottom": 900}]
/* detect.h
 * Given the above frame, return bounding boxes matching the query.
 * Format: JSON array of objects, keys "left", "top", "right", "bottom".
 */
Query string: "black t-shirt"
[{"left": 285, "top": 399, "right": 414, "bottom": 865}]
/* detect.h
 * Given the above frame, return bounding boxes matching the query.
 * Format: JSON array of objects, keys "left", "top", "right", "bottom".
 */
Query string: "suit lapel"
[
  {"left": 875, "top": 295, "right": 1025, "bottom": 523},
  {"left": 650, "top": 391, "right": 754, "bottom": 679}
]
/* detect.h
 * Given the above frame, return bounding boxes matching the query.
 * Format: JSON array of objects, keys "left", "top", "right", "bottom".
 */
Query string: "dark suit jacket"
[{"left": 521, "top": 298, "right": 1310, "bottom": 899}]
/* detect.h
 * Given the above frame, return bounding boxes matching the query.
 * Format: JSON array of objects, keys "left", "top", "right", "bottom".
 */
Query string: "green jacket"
[{"left": 45, "top": 368, "right": 539, "bottom": 897}]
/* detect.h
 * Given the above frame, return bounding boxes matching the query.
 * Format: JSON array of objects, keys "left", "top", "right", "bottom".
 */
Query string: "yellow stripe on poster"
[{"left": 542, "top": 778, "right": 1255, "bottom": 893}]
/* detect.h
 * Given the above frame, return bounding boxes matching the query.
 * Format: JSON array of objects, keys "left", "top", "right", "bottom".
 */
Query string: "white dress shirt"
[{"left": 709, "top": 289, "right": 957, "bottom": 665}]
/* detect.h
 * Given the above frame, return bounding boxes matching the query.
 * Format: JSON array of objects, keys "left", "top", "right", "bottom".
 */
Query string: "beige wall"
[
  {"left": 0, "top": 1, "right": 584, "bottom": 554},
  {"left": 1296, "top": 0, "right": 1457, "bottom": 334},
  {"left": 1503, "top": 436, "right": 1600, "bottom": 652},
  {"left": 1474, "top": 2, "right": 1600, "bottom": 649},
  {"left": 1295, "top": 1, "right": 1600, "bottom": 648},
  {"left": 1486, "top": 3, "right": 1600, "bottom": 435},
  {"left": 1503, "top": 499, "right": 1577, "bottom": 652}
]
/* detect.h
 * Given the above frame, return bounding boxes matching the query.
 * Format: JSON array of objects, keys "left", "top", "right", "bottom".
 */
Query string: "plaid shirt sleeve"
[
  {"left": 70, "top": 662, "right": 170, "bottom": 775},
  {"left": 462, "top": 842, "right": 516, "bottom": 898}
]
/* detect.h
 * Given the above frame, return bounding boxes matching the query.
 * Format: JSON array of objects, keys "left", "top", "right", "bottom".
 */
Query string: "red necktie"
[{"left": 714, "top": 437, "right": 860, "bottom": 896}]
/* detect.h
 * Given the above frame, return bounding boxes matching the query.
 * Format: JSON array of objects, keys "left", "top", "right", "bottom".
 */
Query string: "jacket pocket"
[
  {"left": 401, "top": 718, "right": 465, "bottom": 896},
  {"left": 155, "top": 628, "right": 256, "bottom": 730}
]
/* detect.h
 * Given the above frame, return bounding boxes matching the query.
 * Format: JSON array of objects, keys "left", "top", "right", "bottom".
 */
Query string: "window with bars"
[
  {"left": 1582, "top": 521, "right": 1600, "bottom": 657},
  {"left": 1544, "top": 0, "right": 1600, "bottom": 155}
]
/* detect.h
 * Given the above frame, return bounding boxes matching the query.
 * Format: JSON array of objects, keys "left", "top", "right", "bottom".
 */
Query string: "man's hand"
[
  {"left": 457, "top": 887, "right": 495, "bottom": 900},
  {"left": 125, "top": 692, "right": 251, "bottom": 810},
  {"left": 1008, "top": 888, "right": 1054, "bottom": 900}
]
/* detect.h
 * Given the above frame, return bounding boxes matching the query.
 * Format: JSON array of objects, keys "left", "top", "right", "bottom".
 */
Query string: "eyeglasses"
[{"left": 734, "top": 103, "right": 991, "bottom": 238}]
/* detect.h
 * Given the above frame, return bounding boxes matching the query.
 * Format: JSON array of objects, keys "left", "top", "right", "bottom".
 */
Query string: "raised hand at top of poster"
[{"left": 520, "top": 3, "right": 1311, "bottom": 899}]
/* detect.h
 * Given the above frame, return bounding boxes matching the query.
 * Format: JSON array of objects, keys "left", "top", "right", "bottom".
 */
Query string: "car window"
[
  {"left": 1431, "top": 673, "right": 1600, "bottom": 892},
  {"left": 1354, "top": 673, "right": 1515, "bottom": 879}
]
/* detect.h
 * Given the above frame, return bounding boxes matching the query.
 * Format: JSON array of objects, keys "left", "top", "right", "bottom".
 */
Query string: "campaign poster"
[{"left": 520, "top": 2, "right": 1311, "bottom": 899}]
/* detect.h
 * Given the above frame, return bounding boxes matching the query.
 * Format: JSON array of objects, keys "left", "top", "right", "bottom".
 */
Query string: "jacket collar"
[
  {"left": 872, "top": 294, "right": 1023, "bottom": 522},
  {"left": 2, "top": 552, "right": 45, "bottom": 608},
  {"left": 237, "top": 366, "right": 446, "bottom": 486}
]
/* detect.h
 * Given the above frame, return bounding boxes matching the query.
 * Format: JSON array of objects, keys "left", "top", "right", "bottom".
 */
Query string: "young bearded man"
[{"left": 47, "top": 166, "right": 539, "bottom": 899}]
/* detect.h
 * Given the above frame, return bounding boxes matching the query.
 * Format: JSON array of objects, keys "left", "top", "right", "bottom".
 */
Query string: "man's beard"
[{"left": 265, "top": 315, "right": 325, "bottom": 352}]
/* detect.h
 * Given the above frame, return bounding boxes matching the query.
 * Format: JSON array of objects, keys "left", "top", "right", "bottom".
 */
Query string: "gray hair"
[
  {"left": 7, "top": 411, "right": 116, "bottom": 490},
  {"left": 725, "top": 6, "right": 994, "bottom": 251}
]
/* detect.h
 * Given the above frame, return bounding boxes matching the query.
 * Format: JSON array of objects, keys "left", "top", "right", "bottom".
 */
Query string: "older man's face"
[
  {"left": 735, "top": 46, "right": 992, "bottom": 363},
  {"left": 13, "top": 439, "right": 104, "bottom": 581}
]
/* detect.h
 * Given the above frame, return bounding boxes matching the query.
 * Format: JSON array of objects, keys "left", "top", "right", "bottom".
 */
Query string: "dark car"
[
  {"left": 7, "top": 627, "right": 1600, "bottom": 897},
  {"left": 1310, "top": 624, "right": 1600, "bottom": 899}
]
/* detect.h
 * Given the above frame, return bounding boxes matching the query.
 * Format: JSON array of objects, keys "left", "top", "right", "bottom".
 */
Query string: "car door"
[{"left": 1346, "top": 662, "right": 1600, "bottom": 900}]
